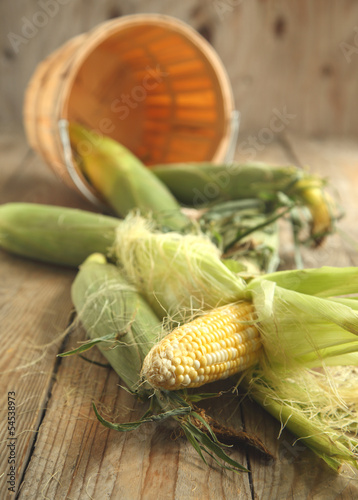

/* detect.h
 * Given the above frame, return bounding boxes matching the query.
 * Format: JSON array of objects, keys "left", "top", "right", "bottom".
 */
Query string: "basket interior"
[{"left": 64, "top": 23, "right": 229, "bottom": 165}]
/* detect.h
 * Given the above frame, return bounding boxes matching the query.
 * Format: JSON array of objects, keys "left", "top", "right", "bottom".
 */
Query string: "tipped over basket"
[{"left": 24, "top": 14, "right": 237, "bottom": 205}]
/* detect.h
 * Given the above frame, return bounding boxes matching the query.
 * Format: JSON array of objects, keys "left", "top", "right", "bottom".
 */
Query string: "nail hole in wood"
[
  {"left": 107, "top": 7, "right": 123, "bottom": 20},
  {"left": 3, "top": 47, "right": 15, "bottom": 61},
  {"left": 198, "top": 24, "right": 213, "bottom": 44},
  {"left": 274, "top": 16, "right": 286, "bottom": 38},
  {"left": 321, "top": 64, "right": 333, "bottom": 77}
]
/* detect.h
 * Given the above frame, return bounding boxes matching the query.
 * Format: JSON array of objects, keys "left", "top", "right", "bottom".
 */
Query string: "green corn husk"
[
  {"left": 111, "top": 216, "right": 358, "bottom": 470},
  {"left": 152, "top": 162, "right": 336, "bottom": 243},
  {"left": 69, "top": 123, "right": 190, "bottom": 232},
  {"left": 246, "top": 270, "right": 358, "bottom": 368},
  {"left": 152, "top": 162, "right": 301, "bottom": 206},
  {"left": 68, "top": 253, "right": 162, "bottom": 392},
  {"left": 243, "top": 368, "right": 358, "bottom": 471},
  {"left": 0, "top": 203, "right": 119, "bottom": 267},
  {"left": 64, "top": 253, "right": 249, "bottom": 473}
]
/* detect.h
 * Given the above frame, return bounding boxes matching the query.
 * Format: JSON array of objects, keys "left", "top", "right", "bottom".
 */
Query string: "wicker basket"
[{"left": 24, "top": 14, "right": 238, "bottom": 205}]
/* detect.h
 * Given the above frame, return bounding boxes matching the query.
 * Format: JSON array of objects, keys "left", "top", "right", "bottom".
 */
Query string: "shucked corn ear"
[
  {"left": 142, "top": 303, "right": 262, "bottom": 390},
  {"left": 69, "top": 123, "right": 190, "bottom": 232},
  {"left": 138, "top": 256, "right": 358, "bottom": 470},
  {"left": 68, "top": 254, "right": 251, "bottom": 473}
]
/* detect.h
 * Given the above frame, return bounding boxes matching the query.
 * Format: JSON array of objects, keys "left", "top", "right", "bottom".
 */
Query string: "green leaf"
[
  {"left": 184, "top": 392, "right": 224, "bottom": 403},
  {"left": 181, "top": 424, "right": 208, "bottom": 465},
  {"left": 58, "top": 332, "right": 117, "bottom": 357},
  {"left": 259, "top": 266, "right": 358, "bottom": 298},
  {"left": 190, "top": 411, "right": 219, "bottom": 443},
  {"left": 92, "top": 402, "right": 191, "bottom": 432},
  {"left": 222, "top": 259, "right": 247, "bottom": 273},
  {"left": 183, "top": 421, "right": 248, "bottom": 472}
]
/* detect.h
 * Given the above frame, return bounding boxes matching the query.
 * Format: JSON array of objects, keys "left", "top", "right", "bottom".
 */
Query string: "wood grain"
[
  {"left": 18, "top": 328, "right": 252, "bottom": 500},
  {"left": 1, "top": 134, "right": 358, "bottom": 498},
  {"left": 0, "top": 133, "right": 94, "bottom": 500}
]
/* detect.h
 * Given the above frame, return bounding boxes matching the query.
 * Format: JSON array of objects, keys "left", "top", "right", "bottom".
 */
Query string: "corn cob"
[
  {"left": 69, "top": 123, "right": 190, "bottom": 232},
  {"left": 292, "top": 177, "right": 334, "bottom": 242},
  {"left": 142, "top": 303, "right": 261, "bottom": 390}
]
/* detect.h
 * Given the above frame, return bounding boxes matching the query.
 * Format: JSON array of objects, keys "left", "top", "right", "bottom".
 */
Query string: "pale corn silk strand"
[{"left": 112, "top": 214, "right": 247, "bottom": 320}]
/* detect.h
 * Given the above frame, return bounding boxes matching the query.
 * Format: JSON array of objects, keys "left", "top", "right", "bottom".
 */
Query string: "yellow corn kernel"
[{"left": 141, "top": 303, "right": 261, "bottom": 390}]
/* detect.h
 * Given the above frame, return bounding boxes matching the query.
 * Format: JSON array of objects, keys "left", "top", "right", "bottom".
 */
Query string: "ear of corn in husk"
[
  {"left": 142, "top": 297, "right": 358, "bottom": 472},
  {"left": 0, "top": 203, "right": 119, "bottom": 267},
  {"left": 152, "top": 162, "right": 337, "bottom": 245},
  {"left": 65, "top": 252, "right": 249, "bottom": 473},
  {"left": 152, "top": 162, "right": 301, "bottom": 206},
  {"left": 69, "top": 123, "right": 190, "bottom": 232},
  {"left": 67, "top": 253, "right": 162, "bottom": 392},
  {"left": 140, "top": 264, "right": 358, "bottom": 388},
  {"left": 0, "top": 202, "right": 279, "bottom": 275},
  {"left": 113, "top": 217, "right": 358, "bottom": 371}
]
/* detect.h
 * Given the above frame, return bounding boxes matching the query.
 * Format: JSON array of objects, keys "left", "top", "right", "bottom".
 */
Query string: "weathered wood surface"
[
  {"left": 1, "top": 133, "right": 358, "bottom": 499},
  {"left": 2, "top": 0, "right": 358, "bottom": 136}
]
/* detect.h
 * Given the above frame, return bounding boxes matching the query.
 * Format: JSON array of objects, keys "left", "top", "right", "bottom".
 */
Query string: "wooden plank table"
[{"left": 1, "top": 132, "right": 358, "bottom": 499}]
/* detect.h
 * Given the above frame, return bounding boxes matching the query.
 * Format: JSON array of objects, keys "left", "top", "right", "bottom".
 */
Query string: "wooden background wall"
[{"left": 1, "top": 0, "right": 358, "bottom": 137}]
